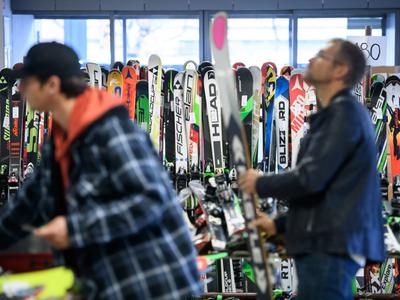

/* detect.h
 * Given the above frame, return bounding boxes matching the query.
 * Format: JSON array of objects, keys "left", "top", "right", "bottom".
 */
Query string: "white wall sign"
[{"left": 347, "top": 36, "right": 387, "bottom": 66}]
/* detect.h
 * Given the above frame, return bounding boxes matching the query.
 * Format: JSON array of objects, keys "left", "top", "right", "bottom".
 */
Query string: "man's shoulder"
[
  {"left": 96, "top": 105, "right": 130, "bottom": 128},
  {"left": 332, "top": 94, "right": 368, "bottom": 121},
  {"left": 82, "top": 105, "right": 135, "bottom": 142}
]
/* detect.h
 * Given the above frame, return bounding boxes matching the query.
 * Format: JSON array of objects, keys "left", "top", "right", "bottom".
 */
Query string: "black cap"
[{"left": 13, "top": 42, "right": 81, "bottom": 79}]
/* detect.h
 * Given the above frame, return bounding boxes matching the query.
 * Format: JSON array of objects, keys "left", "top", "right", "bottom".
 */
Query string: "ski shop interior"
[{"left": 0, "top": 0, "right": 399, "bottom": 300}]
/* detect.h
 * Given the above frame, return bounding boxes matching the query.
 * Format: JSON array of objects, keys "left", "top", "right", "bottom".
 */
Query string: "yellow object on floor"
[{"left": 0, "top": 267, "right": 74, "bottom": 299}]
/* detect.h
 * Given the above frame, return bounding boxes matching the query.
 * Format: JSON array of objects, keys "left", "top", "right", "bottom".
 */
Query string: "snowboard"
[
  {"left": 289, "top": 71, "right": 306, "bottom": 167},
  {"left": 236, "top": 67, "right": 254, "bottom": 161},
  {"left": 148, "top": 55, "right": 163, "bottom": 157},
  {"left": 163, "top": 69, "right": 178, "bottom": 171},
  {"left": 8, "top": 77, "right": 24, "bottom": 200},
  {"left": 173, "top": 72, "right": 189, "bottom": 191},
  {"left": 274, "top": 76, "right": 290, "bottom": 172},
  {"left": 86, "top": 63, "right": 102, "bottom": 88},
  {"left": 233, "top": 62, "right": 246, "bottom": 70},
  {"left": 280, "top": 66, "right": 294, "bottom": 80},
  {"left": 279, "top": 258, "right": 296, "bottom": 294},
  {"left": 107, "top": 69, "right": 123, "bottom": 98},
  {"left": 303, "top": 81, "right": 318, "bottom": 135},
  {"left": 121, "top": 66, "right": 137, "bottom": 121},
  {"left": 112, "top": 61, "right": 124, "bottom": 72},
  {"left": 262, "top": 62, "right": 277, "bottom": 75},
  {"left": 136, "top": 80, "right": 150, "bottom": 133},
  {"left": 214, "top": 174, "right": 245, "bottom": 237},
  {"left": 190, "top": 180, "right": 226, "bottom": 251},
  {"left": 203, "top": 67, "right": 224, "bottom": 174},
  {"left": 199, "top": 64, "right": 215, "bottom": 176},
  {"left": 23, "top": 103, "right": 40, "bottom": 179},
  {"left": 249, "top": 66, "right": 262, "bottom": 168},
  {"left": 263, "top": 65, "right": 276, "bottom": 172},
  {"left": 198, "top": 62, "right": 213, "bottom": 74},
  {"left": 101, "top": 67, "right": 108, "bottom": 90},
  {"left": 211, "top": 11, "right": 272, "bottom": 299},
  {"left": 127, "top": 59, "right": 141, "bottom": 77},
  {"left": 140, "top": 65, "right": 148, "bottom": 81},
  {"left": 38, "top": 112, "right": 46, "bottom": 162},
  {"left": 0, "top": 68, "right": 12, "bottom": 205},
  {"left": 386, "top": 76, "right": 400, "bottom": 182},
  {"left": 183, "top": 66, "right": 201, "bottom": 178},
  {"left": 81, "top": 68, "right": 90, "bottom": 85},
  {"left": 369, "top": 80, "right": 388, "bottom": 173}
]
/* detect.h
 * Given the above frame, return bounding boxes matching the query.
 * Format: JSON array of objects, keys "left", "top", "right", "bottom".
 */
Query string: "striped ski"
[
  {"left": 210, "top": 11, "right": 272, "bottom": 299},
  {"left": 148, "top": 54, "right": 163, "bottom": 157}
]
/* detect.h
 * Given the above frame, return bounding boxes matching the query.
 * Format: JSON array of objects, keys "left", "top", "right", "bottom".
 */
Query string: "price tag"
[
  {"left": 190, "top": 112, "right": 195, "bottom": 123},
  {"left": 241, "top": 95, "right": 247, "bottom": 107},
  {"left": 347, "top": 36, "right": 387, "bottom": 66},
  {"left": 210, "top": 110, "right": 218, "bottom": 123},
  {"left": 375, "top": 108, "right": 383, "bottom": 119},
  {"left": 3, "top": 117, "right": 9, "bottom": 128},
  {"left": 12, "top": 107, "right": 18, "bottom": 118}
]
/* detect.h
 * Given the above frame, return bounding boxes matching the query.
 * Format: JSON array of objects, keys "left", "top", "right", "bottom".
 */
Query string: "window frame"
[
  {"left": 204, "top": 11, "right": 292, "bottom": 67},
  {"left": 31, "top": 9, "right": 389, "bottom": 67},
  {"left": 296, "top": 15, "right": 385, "bottom": 66},
  {"left": 114, "top": 13, "right": 202, "bottom": 65}
]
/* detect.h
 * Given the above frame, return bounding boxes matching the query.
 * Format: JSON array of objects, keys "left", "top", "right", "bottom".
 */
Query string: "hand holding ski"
[
  {"left": 238, "top": 169, "right": 261, "bottom": 195},
  {"left": 210, "top": 11, "right": 272, "bottom": 299}
]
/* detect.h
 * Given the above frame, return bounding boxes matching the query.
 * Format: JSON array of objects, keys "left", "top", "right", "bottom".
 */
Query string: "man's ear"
[
  {"left": 333, "top": 63, "right": 350, "bottom": 83},
  {"left": 45, "top": 75, "right": 61, "bottom": 95}
]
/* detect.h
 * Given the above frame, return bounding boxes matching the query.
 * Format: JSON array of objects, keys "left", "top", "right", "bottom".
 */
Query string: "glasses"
[{"left": 314, "top": 50, "right": 344, "bottom": 65}]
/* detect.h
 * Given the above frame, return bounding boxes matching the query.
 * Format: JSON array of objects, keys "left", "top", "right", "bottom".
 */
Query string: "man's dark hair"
[
  {"left": 36, "top": 72, "right": 87, "bottom": 98},
  {"left": 330, "top": 38, "right": 367, "bottom": 87}
]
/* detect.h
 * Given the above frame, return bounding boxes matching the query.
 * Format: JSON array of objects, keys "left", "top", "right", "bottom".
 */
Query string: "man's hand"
[
  {"left": 238, "top": 169, "right": 261, "bottom": 195},
  {"left": 250, "top": 213, "right": 277, "bottom": 238},
  {"left": 34, "top": 216, "right": 70, "bottom": 250}
]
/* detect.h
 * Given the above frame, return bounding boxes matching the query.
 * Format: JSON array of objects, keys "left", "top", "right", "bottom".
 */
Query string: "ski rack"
[
  {"left": 355, "top": 294, "right": 400, "bottom": 299},
  {"left": 199, "top": 292, "right": 257, "bottom": 299}
]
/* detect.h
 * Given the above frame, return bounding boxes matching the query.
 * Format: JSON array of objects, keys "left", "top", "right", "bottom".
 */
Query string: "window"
[
  {"left": 12, "top": 15, "right": 388, "bottom": 70},
  {"left": 114, "top": 19, "right": 124, "bottom": 63},
  {"left": 297, "top": 17, "right": 383, "bottom": 67},
  {"left": 34, "top": 18, "right": 111, "bottom": 66},
  {"left": 122, "top": 18, "right": 199, "bottom": 69},
  {"left": 224, "top": 18, "right": 290, "bottom": 70}
]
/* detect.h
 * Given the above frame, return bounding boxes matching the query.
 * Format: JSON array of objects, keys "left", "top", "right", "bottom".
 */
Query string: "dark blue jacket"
[{"left": 256, "top": 89, "right": 385, "bottom": 263}]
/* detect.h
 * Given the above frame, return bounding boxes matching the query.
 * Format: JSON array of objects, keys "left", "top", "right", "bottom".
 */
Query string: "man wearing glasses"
[{"left": 239, "top": 38, "right": 385, "bottom": 300}]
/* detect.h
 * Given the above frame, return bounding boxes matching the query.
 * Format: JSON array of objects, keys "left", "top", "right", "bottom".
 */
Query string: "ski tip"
[
  {"left": 148, "top": 54, "right": 161, "bottom": 64},
  {"left": 183, "top": 60, "right": 198, "bottom": 71},
  {"left": 212, "top": 12, "right": 227, "bottom": 50}
]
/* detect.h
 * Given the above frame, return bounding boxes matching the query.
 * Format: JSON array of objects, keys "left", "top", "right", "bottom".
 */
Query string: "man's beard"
[
  {"left": 304, "top": 70, "right": 329, "bottom": 86},
  {"left": 303, "top": 70, "right": 315, "bottom": 85}
]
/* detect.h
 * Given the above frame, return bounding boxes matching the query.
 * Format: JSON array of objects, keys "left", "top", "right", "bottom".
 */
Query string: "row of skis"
[
  {"left": 356, "top": 71, "right": 400, "bottom": 296},
  {"left": 97, "top": 57, "right": 400, "bottom": 297},
  {"left": 1, "top": 29, "right": 400, "bottom": 300},
  {"left": 0, "top": 63, "right": 52, "bottom": 204},
  {"left": 0, "top": 55, "right": 315, "bottom": 297},
  {"left": 86, "top": 58, "right": 318, "bottom": 297}
]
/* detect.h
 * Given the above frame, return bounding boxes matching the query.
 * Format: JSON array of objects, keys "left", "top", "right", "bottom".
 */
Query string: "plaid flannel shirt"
[{"left": 0, "top": 106, "right": 201, "bottom": 299}]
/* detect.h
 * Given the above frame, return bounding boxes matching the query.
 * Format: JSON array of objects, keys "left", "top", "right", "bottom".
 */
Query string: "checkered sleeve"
[
  {"left": 66, "top": 116, "right": 174, "bottom": 248},
  {"left": 0, "top": 163, "right": 49, "bottom": 248}
]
